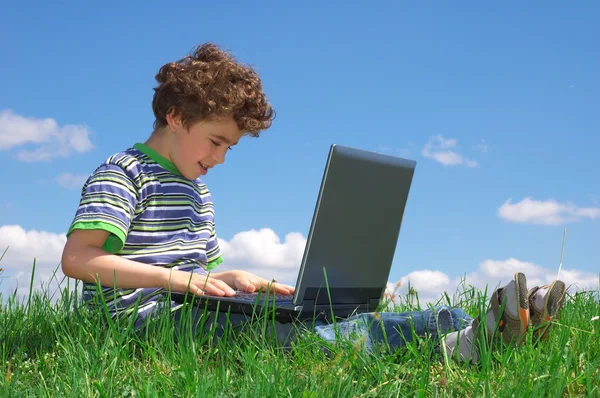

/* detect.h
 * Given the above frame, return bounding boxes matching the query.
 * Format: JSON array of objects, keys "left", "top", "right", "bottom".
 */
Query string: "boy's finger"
[
  {"left": 282, "top": 284, "right": 295, "bottom": 293},
  {"left": 281, "top": 285, "right": 294, "bottom": 294},
  {"left": 203, "top": 286, "right": 224, "bottom": 296},
  {"left": 239, "top": 279, "right": 255, "bottom": 293},
  {"left": 213, "top": 279, "right": 236, "bottom": 296},
  {"left": 194, "top": 276, "right": 234, "bottom": 296},
  {"left": 197, "top": 282, "right": 227, "bottom": 297},
  {"left": 270, "top": 282, "right": 294, "bottom": 294},
  {"left": 190, "top": 284, "right": 205, "bottom": 296}
]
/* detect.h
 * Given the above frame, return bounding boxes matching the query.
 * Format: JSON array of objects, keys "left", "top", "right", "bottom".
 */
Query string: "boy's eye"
[{"left": 211, "top": 139, "right": 234, "bottom": 151}]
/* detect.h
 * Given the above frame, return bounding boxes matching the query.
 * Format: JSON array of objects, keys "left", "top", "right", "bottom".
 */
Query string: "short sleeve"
[
  {"left": 67, "top": 162, "right": 139, "bottom": 254},
  {"left": 205, "top": 227, "right": 224, "bottom": 270}
]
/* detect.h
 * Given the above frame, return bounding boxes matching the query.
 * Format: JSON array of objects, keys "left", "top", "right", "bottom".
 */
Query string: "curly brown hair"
[{"left": 151, "top": 43, "right": 274, "bottom": 137}]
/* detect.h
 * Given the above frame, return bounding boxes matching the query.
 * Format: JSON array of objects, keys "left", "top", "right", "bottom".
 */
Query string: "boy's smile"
[
  {"left": 146, "top": 113, "right": 244, "bottom": 179},
  {"left": 199, "top": 161, "right": 211, "bottom": 175}
]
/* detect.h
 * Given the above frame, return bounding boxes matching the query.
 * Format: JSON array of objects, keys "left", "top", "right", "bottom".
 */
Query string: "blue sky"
[{"left": 1, "top": 1, "right": 598, "bottom": 302}]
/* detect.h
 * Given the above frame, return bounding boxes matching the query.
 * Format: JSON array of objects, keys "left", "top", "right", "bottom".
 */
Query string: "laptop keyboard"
[{"left": 234, "top": 292, "right": 294, "bottom": 302}]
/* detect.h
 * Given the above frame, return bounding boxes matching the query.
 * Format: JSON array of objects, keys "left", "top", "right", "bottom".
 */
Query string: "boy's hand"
[
  {"left": 163, "top": 269, "right": 236, "bottom": 297},
  {"left": 212, "top": 270, "right": 295, "bottom": 295}
]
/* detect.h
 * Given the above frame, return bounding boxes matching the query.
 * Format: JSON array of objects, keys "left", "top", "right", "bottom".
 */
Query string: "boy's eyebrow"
[{"left": 213, "top": 134, "right": 237, "bottom": 145}]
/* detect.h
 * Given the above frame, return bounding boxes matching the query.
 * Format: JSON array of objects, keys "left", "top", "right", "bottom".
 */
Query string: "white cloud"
[
  {"left": 217, "top": 228, "right": 306, "bottom": 283},
  {"left": 499, "top": 197, "right": 600, "bottom": 225},
  {"left": 2, "top": 225, "right": 597, "bottom": 312},
  {"left": 216, "top": 230, "right": 598, "bottom": 306},
  {"left": 56, "top": 172, "right": 89, "bottom": 189},
  {"left": 400, "top": 270, "right": 451, "bottom": 291},
  {"left": 0, "top": 225, "right": 66, "bottom": 268},
  {"left": 474, "top": 139, "right": 489, "bottom": 153},
  {"left": 479, "top": 257, "right": 545, "bottom": 278},
  {"left": 384, "top": 257, "right": 598, "bottom": 307},
  {"left": 421, "top": 135, "right": 478, "bottom": 167},
  {"left": 384, "top": 270, "right": 452, "bottom": 305},
  {"left": 0, "top": 109, "right": 94, "bottom": 162},
  {"left": 0, "top": 225, "right": 307, "bottom": 301},
  {"left": 0, "top": 225, "right": 68, "bottom": 301}
]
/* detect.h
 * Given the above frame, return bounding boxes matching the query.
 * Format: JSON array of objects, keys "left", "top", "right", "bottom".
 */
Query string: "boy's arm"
[{"left": 61, "top": 229, "right": 235, "bottom": 296}]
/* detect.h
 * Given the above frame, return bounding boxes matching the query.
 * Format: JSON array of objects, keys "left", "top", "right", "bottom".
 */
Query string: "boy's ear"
[{"left": 165, "top": 110, "right": 182, "bottom": 132}]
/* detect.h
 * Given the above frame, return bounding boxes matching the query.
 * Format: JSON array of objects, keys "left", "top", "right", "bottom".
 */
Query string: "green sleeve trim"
[
  {"left": 206, "top": 255, "right": 224, "bottom": 270},
  {"left": 67, "top": 221, "right": 127, "bottom": 254}
]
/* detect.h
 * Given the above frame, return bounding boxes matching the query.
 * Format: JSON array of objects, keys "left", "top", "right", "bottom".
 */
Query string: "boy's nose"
[{"left": 213, "top": 150, "right": 226, "bottom": 164}]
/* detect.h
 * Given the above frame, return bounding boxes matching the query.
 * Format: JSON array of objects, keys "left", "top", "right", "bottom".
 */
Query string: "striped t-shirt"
[{"left": 67, "top": 142, "right": 223, "bottom": 324}]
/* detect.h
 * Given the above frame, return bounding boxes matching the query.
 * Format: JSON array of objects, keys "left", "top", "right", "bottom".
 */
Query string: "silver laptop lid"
[{"left": 293, "top": 144, "right": 416, "bottom": 306}]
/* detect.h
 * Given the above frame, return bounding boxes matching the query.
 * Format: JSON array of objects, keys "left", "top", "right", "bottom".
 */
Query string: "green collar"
[{"left": 133, "top": 143, "right": 181, "bottom": 176}]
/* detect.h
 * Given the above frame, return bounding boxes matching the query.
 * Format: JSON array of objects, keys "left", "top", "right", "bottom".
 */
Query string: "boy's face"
[{"left": 167, "top": 114, "right": 244, "bottom": 180}]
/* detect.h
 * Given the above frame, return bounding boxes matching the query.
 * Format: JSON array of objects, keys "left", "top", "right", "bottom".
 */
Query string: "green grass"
[{"left": 1, "top": 261, "right": 599, "bottom": 397}]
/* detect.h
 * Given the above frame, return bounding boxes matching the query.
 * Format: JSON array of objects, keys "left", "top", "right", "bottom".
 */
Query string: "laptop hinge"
[
  {"left": 300, "top": 299, "right": 315, "bottom": 308},
  {"left": 369, "top": 298, "right": 380, "bottom": 309}
]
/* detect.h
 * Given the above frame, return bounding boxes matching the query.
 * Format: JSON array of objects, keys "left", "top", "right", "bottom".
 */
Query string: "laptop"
[{"left": 170, "top": 144, "right": 416, "bottom": 322}]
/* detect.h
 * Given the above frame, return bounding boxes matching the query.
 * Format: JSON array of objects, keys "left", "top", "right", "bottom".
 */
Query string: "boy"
[{"left": 61, "top": 43, "right": 566, "bottom": 361}]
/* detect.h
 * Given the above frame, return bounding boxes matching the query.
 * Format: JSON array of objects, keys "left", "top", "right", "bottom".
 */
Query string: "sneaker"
[
  {"left": 528, "top": 280, "right": 566, "bottom": 342},
  {"left": 474, "top": 272, "right": 530, "bottom": 345},
  {"left": 443, "top": 273, "right": 530, "bottom": 363},
  {"left": 441, "top": 325, "right": 478, "bottom": 363}
]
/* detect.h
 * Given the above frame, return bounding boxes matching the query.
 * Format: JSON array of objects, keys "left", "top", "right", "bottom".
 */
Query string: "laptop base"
[{"left": 169, "top": 291, "right": 377, "bottom": 323}]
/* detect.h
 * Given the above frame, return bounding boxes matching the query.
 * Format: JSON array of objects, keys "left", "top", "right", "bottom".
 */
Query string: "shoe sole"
[
  {"left": 543, "top": 280, "right": 566, "bottom": 320},
  {"left": 536, "top": 280, "right": 566, "bottom": 340},
  {"left": 486, "top": 272, "right": 531, "bottom": 344},
  {"left": 514, "top": 272, "right": 530, "bottom": 338}
]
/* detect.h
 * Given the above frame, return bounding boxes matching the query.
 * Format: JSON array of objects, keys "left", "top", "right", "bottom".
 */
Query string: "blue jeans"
[
  {"left": 170, "top": 306, "right": 474, "bottom": 353},
  {"left": 312, "top": 307, "right": 473, "bottom": 353}
]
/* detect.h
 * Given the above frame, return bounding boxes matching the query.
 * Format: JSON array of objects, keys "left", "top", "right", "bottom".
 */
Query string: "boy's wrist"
[{"left": 158, "top": 267, "right": 174, "bottom": 290}]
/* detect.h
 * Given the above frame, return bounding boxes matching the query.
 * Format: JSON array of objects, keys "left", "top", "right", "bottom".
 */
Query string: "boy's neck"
[{"left": 144, "top": 129, "right": 173, "bottom": 163}]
